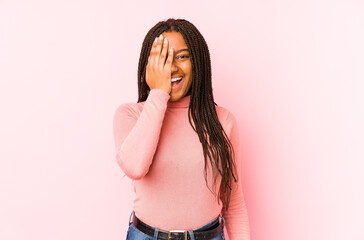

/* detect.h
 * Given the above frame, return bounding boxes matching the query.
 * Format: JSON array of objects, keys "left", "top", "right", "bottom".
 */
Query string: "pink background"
[{"left": 0, "top": 0, "right": 363, "bottom": 239}]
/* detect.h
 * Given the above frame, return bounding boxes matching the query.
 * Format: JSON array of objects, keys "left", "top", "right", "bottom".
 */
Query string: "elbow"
[
  {"left": 124, "top": 166, "right": 147, "bottom": 180},
  {"left": 115, "top": 153, "right": 148, "bottom": 180},
  {"left": 128, "top": 172, "right": 146, "bottom": 180}
]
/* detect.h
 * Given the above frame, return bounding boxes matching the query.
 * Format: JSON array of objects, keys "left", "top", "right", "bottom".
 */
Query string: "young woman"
[{"left": 113, "top": 18, "right": 250, "bottom": 240}]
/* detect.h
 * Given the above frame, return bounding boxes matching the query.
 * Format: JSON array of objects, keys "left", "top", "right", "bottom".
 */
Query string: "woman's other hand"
[{"left": 146, "top": 34, "right": 174, "bottom": 95}]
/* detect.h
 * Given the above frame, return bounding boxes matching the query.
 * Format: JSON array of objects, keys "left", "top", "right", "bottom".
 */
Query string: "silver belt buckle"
[{"left": 168, "top": 230, "right": 187, "bottom": 240}]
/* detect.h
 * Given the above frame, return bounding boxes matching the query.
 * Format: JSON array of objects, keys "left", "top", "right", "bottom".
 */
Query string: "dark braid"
[{"left": 136, "top": 18, "right": 238, "bottom": 211}]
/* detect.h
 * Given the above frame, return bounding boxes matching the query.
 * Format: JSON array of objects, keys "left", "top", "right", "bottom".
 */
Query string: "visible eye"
[{"left": 177, "top": 55, "right": 189, "bottom": 60}]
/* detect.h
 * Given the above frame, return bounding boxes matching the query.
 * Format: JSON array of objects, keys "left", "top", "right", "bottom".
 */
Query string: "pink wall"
[{"left": 1, "top": 0, "right": 363, "bottom": 239}]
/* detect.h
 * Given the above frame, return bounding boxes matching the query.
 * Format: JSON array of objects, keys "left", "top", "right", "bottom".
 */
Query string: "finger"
[
  {"left": 149, "top": 37, "right": 158, "bottom": 56},
  {"left": 154, "top": 34, "right": 164, "bottom": 65},
  {"left": 164, "top": 46, "right": 173, "bottom": 69},
  {"left": 160, "top": 37, "right": 169, "bottom": 68},
  {"left": 148, "top": 36, "right": 161, "bottom": 69}
]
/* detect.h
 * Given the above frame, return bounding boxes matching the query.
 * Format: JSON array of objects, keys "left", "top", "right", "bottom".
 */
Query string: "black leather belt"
[{"left": 132, "top": 214, "right": 223, "bottom": 240}]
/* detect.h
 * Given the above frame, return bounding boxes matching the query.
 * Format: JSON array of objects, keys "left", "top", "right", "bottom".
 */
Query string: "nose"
[{"left": 171, "top": 59, "right": 179, "bottom": 73}]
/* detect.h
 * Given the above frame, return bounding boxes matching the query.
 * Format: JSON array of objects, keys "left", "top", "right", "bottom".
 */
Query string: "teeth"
[{"left": 171, "top": 77, "right": 183, "bottom": 82}]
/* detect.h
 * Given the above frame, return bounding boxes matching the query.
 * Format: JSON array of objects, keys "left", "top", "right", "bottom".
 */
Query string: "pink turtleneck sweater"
[{"left": 113, "top": 89, "right": 250, "bottom": 240}]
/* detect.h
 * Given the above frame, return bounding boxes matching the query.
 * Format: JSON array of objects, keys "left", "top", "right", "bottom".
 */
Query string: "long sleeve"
[
  {"left": 112, "top": 89, "right": 170, "bottom": 180},
  {"left": 220, "top": 111, "right": 250, "bottom": 240}
]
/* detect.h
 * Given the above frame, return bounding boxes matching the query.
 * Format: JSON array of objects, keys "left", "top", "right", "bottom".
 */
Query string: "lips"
[
  {"left": 171, "top": 76, "right": 183, "bottom": 82},
  {"left": 171, "top": 77, "right": 183, "bottom": 90}
]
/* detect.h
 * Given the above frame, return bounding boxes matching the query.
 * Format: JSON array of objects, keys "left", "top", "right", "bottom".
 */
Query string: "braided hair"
[{"left": 136, "top": 18, "right": 238, "bottom": 211}]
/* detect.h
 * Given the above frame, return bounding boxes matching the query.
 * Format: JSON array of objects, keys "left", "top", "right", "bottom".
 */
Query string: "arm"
[
  {"left": 112, "top": 89, "right": 170, "bottom": 180},
  {"left": 220, "top": 111, "right": 251, "bottom": 240}
]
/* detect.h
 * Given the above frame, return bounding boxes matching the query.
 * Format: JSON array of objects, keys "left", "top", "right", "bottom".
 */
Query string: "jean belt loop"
[
  {"left": 188, "top": 230, "right": 195, "bottom": 240},
  {"left": 219, "top": 214, "right": 225, "bottom": 229},
  {"left": 129, "top": 210, "right": 134, "bottom": 225},
  {"left": 153, "top": 228, "right": 159, "bottom": 239}
]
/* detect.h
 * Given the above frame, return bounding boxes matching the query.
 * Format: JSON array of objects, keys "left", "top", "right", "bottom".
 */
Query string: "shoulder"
[{"left": 215, "top": 105, "right": 238, "bottom": 135}]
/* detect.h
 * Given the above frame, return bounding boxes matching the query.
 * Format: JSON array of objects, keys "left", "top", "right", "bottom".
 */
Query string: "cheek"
[
  {"left": 185, "top": 64, "right": 193, "bottom": 86},
  {"left": 184, "top": 62, "right": 192, "bottom": 75}
]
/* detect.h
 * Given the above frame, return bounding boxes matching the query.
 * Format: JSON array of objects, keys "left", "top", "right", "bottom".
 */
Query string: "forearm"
[{"left": 113, "top": 89, "right": 170, "bottom": 179}]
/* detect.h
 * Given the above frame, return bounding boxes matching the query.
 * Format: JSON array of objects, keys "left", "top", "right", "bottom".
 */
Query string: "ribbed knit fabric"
[{"left": 113, "top": 88, "right": 250, "bottom": 240}]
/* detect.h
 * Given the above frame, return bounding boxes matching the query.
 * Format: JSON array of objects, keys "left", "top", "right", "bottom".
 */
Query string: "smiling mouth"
[{"left": 171, "top": 77, "right": 183, "bottom": 90}]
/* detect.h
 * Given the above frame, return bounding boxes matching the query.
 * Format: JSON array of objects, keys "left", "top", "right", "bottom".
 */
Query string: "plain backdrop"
[{"left": 0, "top": 0, "right": 363, "bottom": 239}]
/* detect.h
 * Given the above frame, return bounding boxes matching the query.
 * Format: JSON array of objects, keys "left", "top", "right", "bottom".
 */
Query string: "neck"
[{"left": 167, "top": 94, "right": 191, "bottom": 108}]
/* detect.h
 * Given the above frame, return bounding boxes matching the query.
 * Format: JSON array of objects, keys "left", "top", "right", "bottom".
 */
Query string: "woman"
[{"left": 113, "top": 18, "right": 250, "bottom": 240}]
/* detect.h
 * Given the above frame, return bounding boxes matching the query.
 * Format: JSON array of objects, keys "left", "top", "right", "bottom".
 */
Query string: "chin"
[{"left": 170, "top": 92, "right": 183, "bottom": 101}]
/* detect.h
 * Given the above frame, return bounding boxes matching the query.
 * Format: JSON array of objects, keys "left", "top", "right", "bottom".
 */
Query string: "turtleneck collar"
[{"left": 167, "top": 94, "right": 191, "bottom": 108}]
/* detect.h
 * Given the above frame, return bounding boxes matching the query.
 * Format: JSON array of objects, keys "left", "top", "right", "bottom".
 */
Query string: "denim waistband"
[{"left": 128, "top": 210, "right": 225, "bottom": 239}]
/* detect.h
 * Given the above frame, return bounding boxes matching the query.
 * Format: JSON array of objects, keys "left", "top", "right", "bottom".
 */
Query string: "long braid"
[{"left": 136, "top": 18, "right": 238, "bottom": 211}]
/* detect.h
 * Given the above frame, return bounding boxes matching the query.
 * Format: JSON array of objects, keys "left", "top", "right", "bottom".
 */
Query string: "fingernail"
[
  {"left": 155, "top": 37, "right": 158, "bottom": 42},
  {"left": 159, "top": 34, "right": 163, "bottom": 40},
  {"left": 169, "top": 47, "right": 173, "bottom": 52},
  {"left": 164, "top": 38, "right": 167, "bottom": 44}
]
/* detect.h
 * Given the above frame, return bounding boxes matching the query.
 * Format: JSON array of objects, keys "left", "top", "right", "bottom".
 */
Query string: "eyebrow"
[{"left": 175, "top": 48, "right": 189, "bottom": 54}]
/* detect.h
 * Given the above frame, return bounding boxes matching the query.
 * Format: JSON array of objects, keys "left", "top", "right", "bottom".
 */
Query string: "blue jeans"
[{"left": 126, "top": 211, "right": 225, "bottom": 240}]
